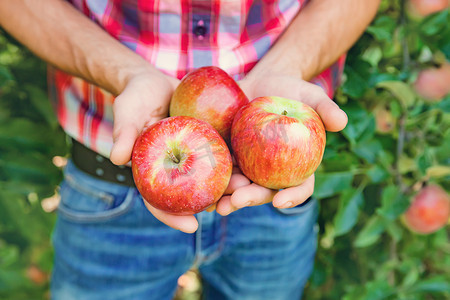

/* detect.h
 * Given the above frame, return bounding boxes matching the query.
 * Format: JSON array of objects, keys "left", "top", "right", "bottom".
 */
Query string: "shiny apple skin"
[
  {"left": 231, "top": 96, "right": 326, "bottom": 190},
  {"left": 169, "top": 66, "right": 249, "bottom": 143},
  {"left": 132, "top": 116, "right": 233, "bottom": 215},
  {"left": 404, "top": 184, "right": 450, "bottom": 234}
]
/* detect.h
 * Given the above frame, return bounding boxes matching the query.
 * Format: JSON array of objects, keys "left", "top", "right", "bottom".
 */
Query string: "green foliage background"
[{"left": 0, "top": 1, "right": 449, "bottom": 299}]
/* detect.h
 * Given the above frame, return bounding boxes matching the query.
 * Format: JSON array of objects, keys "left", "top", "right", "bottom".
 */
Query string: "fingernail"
[{"left": 277, "top": 201, "right": 293, "bottom": 209}]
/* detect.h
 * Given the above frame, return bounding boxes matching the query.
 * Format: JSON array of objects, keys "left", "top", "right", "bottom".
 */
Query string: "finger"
[
  {"left": 110, "top": 92, "right": 141, "bottom": 165},
  {"left": 223, "top": 173, "right": 251, "bottom": 195},
  {"left": 252, "top": 78, "right": 348, "bottom": 132},
  {"left": 216, "top": 184, "right": 277, "bottom": 216},
  {"left": 110, "top": 123, "right": 139, "bottom": 165},
  {"left": 143, "top": 200, "right": 198, "bottom": 233},
  {"left": 315, "top": 100, "right": 348, "bottom": 132},
  {"left": 215, "top": 195, "right": 236, "bottom": 216},
  {"left": 290, "top": 82, "right": 347, "bottom": 132},
  {"left": 231, "top": 183, "right": 277, "bottom": 209},
  {"left": 272, "top": 175, "right": 315, "bottom": 209},
  {"left": 166, "top": 76, "right": 181, "bottom": 90}
]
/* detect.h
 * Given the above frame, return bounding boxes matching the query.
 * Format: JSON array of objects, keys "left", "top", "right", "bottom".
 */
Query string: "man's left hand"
[{"left": 215, "top": 75, "right": 348, "bottom": 216}]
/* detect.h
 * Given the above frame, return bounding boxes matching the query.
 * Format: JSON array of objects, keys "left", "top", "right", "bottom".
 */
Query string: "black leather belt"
[{"left": 71, "top": 139, "right": 135, "bottom": 187}]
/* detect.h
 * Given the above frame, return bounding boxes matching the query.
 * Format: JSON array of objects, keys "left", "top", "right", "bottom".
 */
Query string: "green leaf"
[
  {"left": 322, "top": 152, "right": 357, "bottom": 172},
  {"left": 0, "top": 243, "right": 19, "bottom": 267},
  {"left": 366, "top": 16, "right": 396, "bottom": 42},
  {"left": 432, "top": 95, "right": 450, "bottom": 113},
  {"left": 342, "top": 102, "right": 375, "bottom": 144},
  {"left": 314, "top": 172, "right": 354, "bottom": 199},
  {"left": 367, "top": 164, "right": 390, "bottom": 183},
  {"left": 333, "top": 188, "right": 364, "bottom": 236},
  {"left": 0, "top": 65, "right": 14, "bottom": 88},
  {"left": 377, "top": 149, "right": 395, "bottom": 169},
  {"left": 0, "top": 152, "right": 60, "bottom": 184},
  {"left": 352, "top": 138, "right": 382, "bottom": 163},
  {"left": 409, "top": 276, "right": 450, "bottom": 294},
  {"left": 362, "top": 46, "right": 383, "bottom": 67},
  {"left": 426, "top": 165, "right": 450, "bottom": 178},
  {"left": 420, "top": 10, "right": 449, "bottom": 36},
  {"left": 386, "top": 222, "right": 403, "bottom": 243},
  {"left": 369, "top": 73, "right": 399, "bottom": 87},
  {"left": 0, "top": 269, "right": 25, "bottom": 292},
  {"left": 363, "top": 280, "right": 396, "bottom": 300},
  {"left": 342, "top": 60, "right": 372, "bottom": 98},
  {"left": 377, "top": 185, "right": 410, "bottom": 220},
  {"left": 354, "top": 215, "right": 387, "bottom": 248},
  {"left": 416, "top": 149, "right": 433, "bottom": 175},
  {"left": 376, "top": 81, "right": 416, "bottom": 108},
  {"left": 389, "top": 100, "right": 402, "bottom": 118},
  {"left": 0, "top": 118, "right": 49, "bottom": 151},
  {"left": 309, "top": 260, "right": 327, "bottom": 287},
  {"left": 24, "top": 84, "right": 58, "bottom": 129}
]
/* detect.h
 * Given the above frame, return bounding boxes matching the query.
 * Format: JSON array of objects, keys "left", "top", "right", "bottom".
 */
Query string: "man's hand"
[
  {"left": 212, "top": 0, "right": 379, "bottom": 216},
  {"left": 108, "top": 72, "right": 205, "bottom": 233},
  {"left": 110, "top": 72, "right": 179, "bottom": 165},
  {"left": 214, "top": 75, "right": 348, "bottom": 216}
]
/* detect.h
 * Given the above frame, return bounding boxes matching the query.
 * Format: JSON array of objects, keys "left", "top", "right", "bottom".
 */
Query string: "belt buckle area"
[{"left": 71, "top": 138, "right": 135, "bottom": 187}]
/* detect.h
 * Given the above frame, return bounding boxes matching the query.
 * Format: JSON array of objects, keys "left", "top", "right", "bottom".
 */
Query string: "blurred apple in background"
[
  {"left": 374, "top": 105, "right": 396, "bottom": 133},
  {"left": 413, "top": 63, "right": 450, "bottom": 102},
  {"left": 26, "top": 265, "right": 48, "bottom": 285},
  {"left": 408, "top": 0, "right": 449, "bottom": 17},
  {"left": 132, "top": 116, "right": 232, "bottom": 215},
  {"left": 170, "top": 66, "right": 249, "bottom": 144},
  {"left": 403, "top": 184, "right": 450, "bottom": 234},
  {"left": 231, "top": 96, "right": 326, "bottom": 189}
]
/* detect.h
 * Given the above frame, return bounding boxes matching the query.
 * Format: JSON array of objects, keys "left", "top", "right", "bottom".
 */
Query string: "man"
[{"left": 0, "top": 0, "right": 380, "bottom": 299}]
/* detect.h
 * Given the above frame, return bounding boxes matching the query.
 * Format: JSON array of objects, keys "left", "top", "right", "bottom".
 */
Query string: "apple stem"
[
  {"left": 167, "top": 150, "right": 180, "bottom": 164},
  {"left": 282, "top": 110, "right": 288, "bottom": 116}
]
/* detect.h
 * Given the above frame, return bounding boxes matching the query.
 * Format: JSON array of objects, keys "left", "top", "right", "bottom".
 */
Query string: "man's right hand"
[
  {"left": 110, "top": 71, "right": 179, "bottom": 166},
  {"left": 109, "top": 72, "right": 203, "bottom": 233}
]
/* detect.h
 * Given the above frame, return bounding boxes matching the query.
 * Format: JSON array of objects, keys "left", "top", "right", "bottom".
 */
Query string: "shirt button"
[{"left": 193, "top": 20, "right": 207, "bottom": 39}]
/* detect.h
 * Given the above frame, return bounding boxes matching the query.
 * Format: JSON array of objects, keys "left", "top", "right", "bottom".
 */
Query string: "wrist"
[
  {"left": 246, "top": 53, "right": 307, "bottom": 85},
  {"left": 113, "top": 61, "right": 159, "bottom": 95}
]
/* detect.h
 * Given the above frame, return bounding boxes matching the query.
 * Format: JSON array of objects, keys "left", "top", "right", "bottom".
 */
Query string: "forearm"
[
  {"left": 248, "top": 0, "right": 380, "bottom": 81},
  {"left": 0, "top": 0, "right": 158, "bottom": 95}
]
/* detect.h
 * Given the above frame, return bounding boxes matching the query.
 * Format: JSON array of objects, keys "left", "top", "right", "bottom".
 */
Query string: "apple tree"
[
  {"left": 0, "top": 0, "right": 448, "bottom": 299},
  {"left": 303, "top": 1, "right": 450, "bottom": 299}
]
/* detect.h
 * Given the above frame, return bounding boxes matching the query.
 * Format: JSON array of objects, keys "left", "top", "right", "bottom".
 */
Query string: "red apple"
[
  {"left": 169, "top": 66, "right": 249, "bottom": 143},
  {"left": 408, "top": 0, "right": 449, "bottom": 18},
  {"left": 26, "top": 265, "right": 48, "bottom": 285},
  {"left": 132, "top": 116, "right": 233, "bottom": 215},
  {"left": 231, "top": 96, "right": 326, "bottom": 189},
  {"left": 374, "top": 105, "right": 395, "bottom": 133},
  {"left": 403, "top": 184, "right": 450, "bottom": 234},
  {"left": 413, "top": 63, "right": 450, "bottom": 102}
]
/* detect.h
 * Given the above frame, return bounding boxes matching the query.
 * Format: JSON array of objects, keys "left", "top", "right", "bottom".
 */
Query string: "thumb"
[
  {"left": 110, "top": 93, "right": 140, "bottom": 165},
  {"left": 110, "top": 122, "right": 139, "bottom": 165}
]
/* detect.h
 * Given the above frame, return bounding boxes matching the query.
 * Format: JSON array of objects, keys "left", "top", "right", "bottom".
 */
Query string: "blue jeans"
[{"left": 51, "top": 161, "right": 319, "bottom": 300}]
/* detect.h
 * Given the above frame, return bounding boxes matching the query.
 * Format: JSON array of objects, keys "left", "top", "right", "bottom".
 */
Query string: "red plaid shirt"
[{"left": 49, "top": 0, "right": 345, "bottom": 157}]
